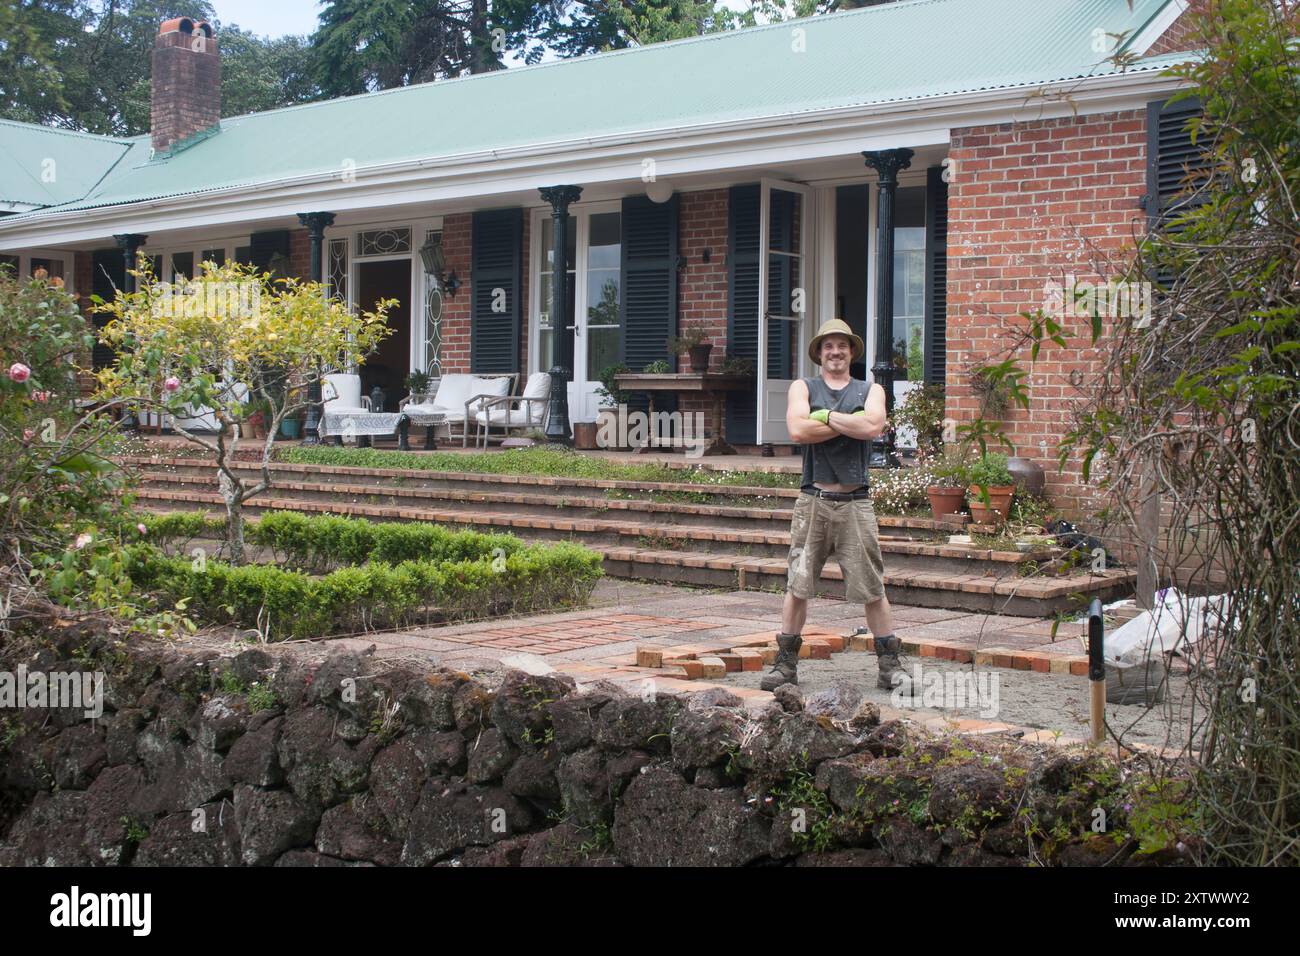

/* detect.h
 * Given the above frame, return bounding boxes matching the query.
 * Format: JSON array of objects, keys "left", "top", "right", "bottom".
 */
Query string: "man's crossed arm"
[{"left": 786, "top": 379, "right": 889, "bottom": 444}]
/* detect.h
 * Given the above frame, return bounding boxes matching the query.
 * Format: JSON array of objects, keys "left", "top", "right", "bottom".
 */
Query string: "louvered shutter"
[
  {"left": 924, "top": 165, "right": 948, "bottom": 385},
  {"left": 471, "top": 208, "right": 523, "bottom": 374},
  {"left": 1146, "top": 96, "right": 1210, "bottom": 291},
  {"left": 249, "top": 230, "right": 290, "bottom": 271},
  {"left": 91, "top": 248, "right": 125, "bottom": 370},
  {"left": 726, "top": 184, "right": 761, "bottom": 444},
  {"left": 620, "top": 194, "right": 678, "bottom": 370}
]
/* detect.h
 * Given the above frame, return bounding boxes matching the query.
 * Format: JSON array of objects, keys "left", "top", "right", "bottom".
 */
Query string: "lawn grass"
[{"left": 277, "top": 444, "right": 803, "bottom": 489}]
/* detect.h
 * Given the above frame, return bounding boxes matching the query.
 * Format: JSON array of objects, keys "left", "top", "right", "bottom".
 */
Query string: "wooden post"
[{"left": 1137, "top": 457, "right": 1161, "bottom": 609}]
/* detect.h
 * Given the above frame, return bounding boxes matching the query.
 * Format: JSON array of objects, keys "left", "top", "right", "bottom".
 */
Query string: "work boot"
[
  {"left": 873, "top": 634, "right": 916, "bottom": 695},
  {"left": 761, "top": 633, "right": 802, "bottom": 691}
]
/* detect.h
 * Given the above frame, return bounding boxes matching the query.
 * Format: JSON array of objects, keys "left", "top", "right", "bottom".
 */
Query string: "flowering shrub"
[
  {"left": 95, "top": 260, "right": 394, "bottom": 564},
  {"left": 0, "top": 267, "right": 127, "bottom": 611},
  {"left": 870, "top": 465, "right": 935, "bottom": 516}
]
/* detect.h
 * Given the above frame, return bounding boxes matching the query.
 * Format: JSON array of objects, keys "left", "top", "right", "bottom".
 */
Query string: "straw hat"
[{"left": 807, "top": 318, "right": 865, "bottom": 365}]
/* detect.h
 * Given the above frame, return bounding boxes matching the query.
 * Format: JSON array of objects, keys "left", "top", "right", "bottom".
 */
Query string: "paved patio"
[{"left": 216, "top": 578, "right": 1186, "bottom": 751}]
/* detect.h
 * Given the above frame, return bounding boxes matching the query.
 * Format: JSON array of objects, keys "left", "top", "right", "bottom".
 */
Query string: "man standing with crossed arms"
[{"left": 761, "top": 318, "right": 913, "bottom": 695}]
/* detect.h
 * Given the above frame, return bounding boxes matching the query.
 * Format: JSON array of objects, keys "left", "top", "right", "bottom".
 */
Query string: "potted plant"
[
  {"left": 668, "top": 328, "right": 712, "bottom": 372},
  {"left": 926, "top": 456, "right": 969, "bottom": 521},
  {"left": 966, "top": 452, "right": 1016, "bottom": 524},
  {"left": 405, "top": 368, "right": 433, "bottom": 405},
  {"left": 590, "top": 363, "right": 630, "bottom": 449},
  {"left": 717, "top": 355, "right": 754, "bottom": 377}
]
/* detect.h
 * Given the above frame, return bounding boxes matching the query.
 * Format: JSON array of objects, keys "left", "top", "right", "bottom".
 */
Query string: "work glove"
[
  {"left": 809, "top": 408, "right": 830, "bottom": 425},
  {"left": 852, "top": 409, "right": 867, "bottom": 417}
]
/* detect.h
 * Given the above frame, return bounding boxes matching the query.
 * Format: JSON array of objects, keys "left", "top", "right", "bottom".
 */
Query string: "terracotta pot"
[
  {"left": 689, "top": 343, "right": 713, "bottom": 372},
  {"left": 573, "top": 421, "right": 598, "bottom": 450},
  {"left": 968, "top": 503, "right": 1000, "bottom": 525},
  {"left": 968, "top": 484, "right": 1015, "bottom": 521},
  {"left": 926, "top": 486, "right": 966, "bottom": 521}
]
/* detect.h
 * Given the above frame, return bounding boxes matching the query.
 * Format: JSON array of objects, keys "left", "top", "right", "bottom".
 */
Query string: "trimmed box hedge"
[{"left": 129, "top": 512, "right": 603, "bottom": 640}]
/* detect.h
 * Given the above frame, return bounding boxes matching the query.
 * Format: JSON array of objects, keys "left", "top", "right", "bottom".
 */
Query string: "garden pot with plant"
[
  {"left": 966, "top": 452, "right": 1015, "bottom": 524},
  {"left": 926, "top": 458, "right": 969, "bottom": 521},
  {"left": 405, "top": 368, "right": 433, "bottom": 406},
  {"left": 668, "top": 329, "right": 711, "bottom": 372}
]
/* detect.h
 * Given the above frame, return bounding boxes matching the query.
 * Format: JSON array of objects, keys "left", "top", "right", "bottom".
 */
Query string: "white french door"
[
  {"left": 532, "top": 202, "right": 623, "bottom": 425},
  {"left": 757, "top": 178, "right": 814, "bottom": 444}
]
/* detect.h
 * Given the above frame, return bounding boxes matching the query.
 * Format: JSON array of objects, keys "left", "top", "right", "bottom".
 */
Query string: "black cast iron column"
[
  {"left": 861, "top": 148, "right": 913, "bottom": 469},
  {"left": 539, "top": 185, "right": 583, "bottom": 444},
  {"left": 113, "top": 234, "right": 148, "bottom": 293},
  {"left": 297, "top": 212, "right": 336, "bottom": 445},
  {"left": 113, "top": 234, "right": 148, "bottom": 431}
]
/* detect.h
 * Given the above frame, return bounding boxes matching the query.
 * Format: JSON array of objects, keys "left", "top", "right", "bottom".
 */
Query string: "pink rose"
[
  {"left": 8, "top": 363, "right": 30, "bottom": 383},
  {"left": 137, "top": 523, "right": 148, "bottom": 535},
  {"left": 32, "top": 391, "right": 48, "bottom": 403},
  {"left": 22, "top": 429, "right": 34, "bottom": 442},
  {"left": 164, "top": 376, "right": 181, "bottom": 393},
  {"left": 74, "top": 532, "right": 93, "bottom": 550}
]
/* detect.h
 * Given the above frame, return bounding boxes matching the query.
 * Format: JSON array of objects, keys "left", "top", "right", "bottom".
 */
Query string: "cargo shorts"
[{"left": 786, "top": 491, "right": 886, "bottom": 604}]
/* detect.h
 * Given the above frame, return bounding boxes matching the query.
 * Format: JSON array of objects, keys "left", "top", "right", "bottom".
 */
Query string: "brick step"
[
  {"left": 121, "top": 456, "right": 961, "bottom": 541},
  {"left": 137, "top": 496, "right": 1134, "bottom": 617},
  {"left": 132, "top": 487, "right": 1057, "bottom": 576},
  {"left": 135, "top": 468, "right": 967, "bottom": 539}
]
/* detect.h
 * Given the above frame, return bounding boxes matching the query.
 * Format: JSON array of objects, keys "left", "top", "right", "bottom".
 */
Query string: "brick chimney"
[{"left": 150, "top": 18, "right": 220, "bottom": 156}]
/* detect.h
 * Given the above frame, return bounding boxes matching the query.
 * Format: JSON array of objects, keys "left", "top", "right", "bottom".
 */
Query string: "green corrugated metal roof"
[
  {"left": 0, "top": 120, "right": 134, "bottom": 207},
  {"left": 3, "top": 0, "right": 1185, "bottom": 220}
]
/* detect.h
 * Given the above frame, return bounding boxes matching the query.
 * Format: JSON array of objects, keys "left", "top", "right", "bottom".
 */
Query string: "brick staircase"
[{"left": 121, "top": 455, "right": 1135, "bottom": 617}]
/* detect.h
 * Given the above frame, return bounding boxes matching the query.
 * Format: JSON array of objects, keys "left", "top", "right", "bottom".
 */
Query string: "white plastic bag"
[{"left": 1104, "top": 588, "right": 1233, "bottom": 664}]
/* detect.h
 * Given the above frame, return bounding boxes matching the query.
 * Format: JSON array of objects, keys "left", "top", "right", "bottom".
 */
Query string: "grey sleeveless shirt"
[{"left": 800, "top": 373, "right": 874, "bottom": 490}]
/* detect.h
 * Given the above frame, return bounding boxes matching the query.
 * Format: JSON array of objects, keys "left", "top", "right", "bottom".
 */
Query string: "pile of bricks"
[{"left": 629, "top": 626, "right": 870, "bottom": 680}]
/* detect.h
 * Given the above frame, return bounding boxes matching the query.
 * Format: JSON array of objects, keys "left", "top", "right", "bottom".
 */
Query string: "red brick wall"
[
  {"left": 438, "top": 212, "right": 473, "bottom": 374},
  {"left": 150, "top": 28, "right": 221, "bottom": 154},
  {"left": 676, "top": 189, "right": 731, "bottom": 435},
  {"left": 1147, "top": 0, "right": 1209, "bottom": 56},
  {"left": 288, "top": 228, "right": 310, "bottom": 280},
  {"left": 946, "top": 109, "right": 1149, "bottom": 516}
]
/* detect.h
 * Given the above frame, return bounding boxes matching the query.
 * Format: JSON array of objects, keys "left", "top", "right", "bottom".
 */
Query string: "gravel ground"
[{"left": 719, "top": 651, "right": 1206, "bottom": 752}]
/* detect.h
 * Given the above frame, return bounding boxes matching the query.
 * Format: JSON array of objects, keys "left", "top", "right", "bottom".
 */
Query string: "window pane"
[
  {"left": 171, "top": 252, "right": 194, "bottom": 281},
  {"left": 30, "top": 257, "right": 64, "bottom": 280},
  {"left": 0, "top": 254, "right": 18, "bottom": 275},
  {"left": 892, "top": 184, "right": 927, "bottom": 383},
  {"left": 588, "top": 326, "right": 619, "bottom": 379},
  {"left": 201, "top": 248, "right": 226, "bottom": 270},
  {"left": 587, "top": 270, "right": 619, "bottom": 326}
]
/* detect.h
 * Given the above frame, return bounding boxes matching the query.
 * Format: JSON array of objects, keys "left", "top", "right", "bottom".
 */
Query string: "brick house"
[{"left": 0, "top": 0, "right": 1206, "bottom": 516}]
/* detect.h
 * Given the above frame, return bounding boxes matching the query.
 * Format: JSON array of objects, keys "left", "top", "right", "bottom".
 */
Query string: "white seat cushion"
[
  {"left": 476, "top": 407, "right": 542, "bottom": 426},
  {"left": 429, "top": 374, "right": 472, "bottom": 412},
  {"left": 522, "top": 372, "right": 551, "bottom": 400}
]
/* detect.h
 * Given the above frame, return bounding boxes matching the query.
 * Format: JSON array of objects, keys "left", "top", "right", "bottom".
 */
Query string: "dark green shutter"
[
  {"left": 924, "top": 165, "right": 948, "bottom": 386},
  {"left": 726, "top": 184, "right": 761, "bottom": 444},
  {"left": 620, "top": 194, "right": 678, "bottom": 371},
  {"left": 620, "top": 194, "right": 679, "bottom": 418},
  {"left": 249, "top": 230, "right": 290, "bottom": 270},
  {"left": 1145, "top": 96, "right": 1209, "bottom": 292},
  {"left": 765, "top": 188, "right": 795, "bottom": 380},
  {"left": 471, "top": 208, "right": 522, "bottom": 374},
  {"left": 91, "top": 248, "right": 125, "bottom": 370}
]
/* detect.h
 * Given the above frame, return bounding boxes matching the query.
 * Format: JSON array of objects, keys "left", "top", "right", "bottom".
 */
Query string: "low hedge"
[
  {"left": 127, "top": 541, "right": 603, "bottom": 640},
  {"left": 137, "top": 511, "right": 525, "bottom": 573}
]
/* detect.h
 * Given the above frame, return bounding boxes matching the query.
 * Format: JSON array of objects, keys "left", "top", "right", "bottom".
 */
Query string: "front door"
[
  {"left": 355, "top": 258, "right": 411, "bottom": 411},
  {"left": 757, "top": 178, "right": 813, "bottom": 444}
]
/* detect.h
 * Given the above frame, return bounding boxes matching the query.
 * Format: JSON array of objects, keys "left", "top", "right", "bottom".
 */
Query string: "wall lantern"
[{"left": 419, "top": 233, "right": 461, "bottom": 297}]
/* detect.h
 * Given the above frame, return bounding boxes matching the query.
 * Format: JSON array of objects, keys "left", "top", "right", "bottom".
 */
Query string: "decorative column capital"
[
  {"left": 296, "top": 212, "right": 336, "bottom": 241},
  {"left": 539, "top": 185, "right": 584, "bottom": 212},
  {"left": 861, "top": 148, "right": 915, "bottom": 186}
]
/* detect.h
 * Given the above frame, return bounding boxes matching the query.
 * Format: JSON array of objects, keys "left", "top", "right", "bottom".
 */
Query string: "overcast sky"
[{"left": 208, "top": 0, "right": 765, "bottom": 39}]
